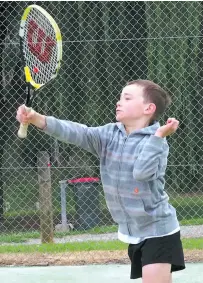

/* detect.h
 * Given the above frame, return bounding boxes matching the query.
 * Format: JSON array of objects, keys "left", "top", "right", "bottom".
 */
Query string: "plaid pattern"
[{"left": 44, "top": 116, "right": 179, "bottom": 238}]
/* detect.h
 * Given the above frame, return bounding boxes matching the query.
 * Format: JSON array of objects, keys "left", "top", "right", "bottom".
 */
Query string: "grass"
[
  {"left": 0, "top": 238, "right": 202, "bottom": 254},
  {"left": 1, "top": 194, "right": 202, "bottom": 246},
  {"left": 0, "top": 225, "right": 118, "bottom": 244},
  {"left": 180, "top": 218, "right": 203, "bottom": 225},
  {"left": 0, "top": 240, "right": 126, "bottom": 253},
  {"left": 170, "top": 195, "right": 203, "bottom": 206},
  {"left": 1, "top": 217, "right": 203, "bottom": 244},
  {"left": 4, "top": 208, "right": 62, "bottom": 218},
  {"left": 169, "top": 195, "right": 203, "bottom": 222},
  {"left": 182, "top": 238, "right": 203, "bottom": 249}
]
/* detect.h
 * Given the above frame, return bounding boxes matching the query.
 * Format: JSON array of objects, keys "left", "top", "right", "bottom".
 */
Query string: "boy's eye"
[{"left": 125, "top": 97, "right": 131, "bottom": 100}]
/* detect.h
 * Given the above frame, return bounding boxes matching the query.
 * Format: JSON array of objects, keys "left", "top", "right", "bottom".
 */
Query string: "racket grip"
[{"left": 17, "top": 106, "right": 32, "bottom": 139}]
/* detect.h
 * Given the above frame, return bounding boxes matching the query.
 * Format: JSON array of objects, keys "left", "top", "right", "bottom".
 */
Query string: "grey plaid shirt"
[{"left": 44, "top": 117, "right": 179, "bottom": 238}]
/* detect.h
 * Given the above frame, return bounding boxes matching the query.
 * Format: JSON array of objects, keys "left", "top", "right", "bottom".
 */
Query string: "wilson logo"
[{"left": 27, "top": 19, "right": 55, "bottom": 63}]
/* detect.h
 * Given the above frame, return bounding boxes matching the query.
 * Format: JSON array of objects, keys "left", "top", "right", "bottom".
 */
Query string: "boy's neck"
[{"left": 124, "top": 120, "right": 150, "bottom": 134}]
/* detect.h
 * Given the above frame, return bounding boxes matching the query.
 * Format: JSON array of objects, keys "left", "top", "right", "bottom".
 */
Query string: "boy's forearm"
[
  {"left": 41, "top": 116, "right": 103, "bottom": 157},
  {"left": 30, "top": 112, "right": 46, "bottom": 130},
  {"left": 154, "top": 131, "right": 164, "bottom": 138},
  {"left": 133, "top": 135, "right": 168, "bottom": 181}
]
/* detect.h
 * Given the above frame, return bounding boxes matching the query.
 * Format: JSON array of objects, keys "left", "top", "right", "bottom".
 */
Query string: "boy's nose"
[{"left": 116, "top": 101, "right": 121, "bottom": 107}]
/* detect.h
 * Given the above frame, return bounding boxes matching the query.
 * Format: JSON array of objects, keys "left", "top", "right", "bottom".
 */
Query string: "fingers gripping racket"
[{"left": 18, "top": 4, "right": 62, "bottom": 138}]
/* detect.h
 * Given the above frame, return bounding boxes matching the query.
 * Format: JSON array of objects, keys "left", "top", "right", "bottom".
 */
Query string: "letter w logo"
[{"left": 27, "top": 19, "right": 55, "bottom": 63}]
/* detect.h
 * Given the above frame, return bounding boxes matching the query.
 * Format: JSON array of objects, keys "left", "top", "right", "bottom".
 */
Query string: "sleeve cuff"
[
  {"left": 41, "top": 116, "right": 57, "bottom": 135},
  {"left": 150, "top": 135, "right": 166, "bottom": 149}
]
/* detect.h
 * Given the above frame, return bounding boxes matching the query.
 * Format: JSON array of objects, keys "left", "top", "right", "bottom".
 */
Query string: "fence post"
[
  {"left": 59, "top": 180, "right": 68, "bottom": 227},
  {"left": 37, "top": 151, "right": 53, "bottom": 243}
]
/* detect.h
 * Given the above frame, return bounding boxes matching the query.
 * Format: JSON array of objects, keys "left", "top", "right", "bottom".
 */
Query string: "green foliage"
[{"left": 0, "top": 238, "right": 202, "bottom": 254}]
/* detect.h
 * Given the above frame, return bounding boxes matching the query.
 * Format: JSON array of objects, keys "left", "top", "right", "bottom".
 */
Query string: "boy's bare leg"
[{"left": 142, "top": 263, "right": 172, "bottom": 283}]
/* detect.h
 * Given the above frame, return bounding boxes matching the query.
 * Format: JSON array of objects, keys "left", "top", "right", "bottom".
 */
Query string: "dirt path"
[
  {"left": 0, "top": 250, "right": 202, "bottom": 266},
  {"left": 0, "top": 225, "right": 203, "bottom": 266}
]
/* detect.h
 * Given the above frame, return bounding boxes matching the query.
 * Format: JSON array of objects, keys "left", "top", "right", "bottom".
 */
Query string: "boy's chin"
[
  {"left": 116, "top": 114, "right": 125, "bottom": 123},
  {"left": 116, "top": 116, "right": 122, "bottom": 122}
]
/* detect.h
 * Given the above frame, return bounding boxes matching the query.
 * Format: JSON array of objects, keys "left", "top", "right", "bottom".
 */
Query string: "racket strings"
[{"left": 23, "top": 8, "right": 58, "bottom": 85}]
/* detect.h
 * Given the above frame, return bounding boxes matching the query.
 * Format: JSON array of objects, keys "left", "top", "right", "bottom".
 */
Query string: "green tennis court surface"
[{"left": 0, "top": 263, "right": 202, "bottom": 283}]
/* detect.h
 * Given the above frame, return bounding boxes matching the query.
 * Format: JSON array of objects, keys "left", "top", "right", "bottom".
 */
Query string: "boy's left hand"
[{"left": 155, "top": 118, "right": 179, "bottom": 138}]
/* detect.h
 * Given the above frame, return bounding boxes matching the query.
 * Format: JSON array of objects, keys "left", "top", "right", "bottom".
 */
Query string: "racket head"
[{"left": 19, "top": 4, "right": 62, "bottom": 90}]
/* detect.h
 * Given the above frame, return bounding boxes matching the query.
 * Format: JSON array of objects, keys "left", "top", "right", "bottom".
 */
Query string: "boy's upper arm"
[{"left": 43, "top": 116, "right": 111, "bottom": 156}]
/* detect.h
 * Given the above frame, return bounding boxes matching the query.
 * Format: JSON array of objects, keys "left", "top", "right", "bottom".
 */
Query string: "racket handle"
[{"left": 17, "top": 106, "right": 32, "bottom": 139}]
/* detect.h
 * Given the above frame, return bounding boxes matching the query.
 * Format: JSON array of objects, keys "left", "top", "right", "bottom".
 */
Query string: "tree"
[{"left": 145, "top": 1, "right": 201, "bottom": 193}]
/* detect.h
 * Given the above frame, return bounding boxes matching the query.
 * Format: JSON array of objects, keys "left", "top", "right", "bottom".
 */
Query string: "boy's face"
[{"left": 116, "top": 84, "right": 151, "bottom": 123}]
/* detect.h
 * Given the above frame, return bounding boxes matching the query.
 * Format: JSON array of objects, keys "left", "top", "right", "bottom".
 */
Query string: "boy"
[{"left": 16, "top": 80, "right": 185, "bottom": 282}]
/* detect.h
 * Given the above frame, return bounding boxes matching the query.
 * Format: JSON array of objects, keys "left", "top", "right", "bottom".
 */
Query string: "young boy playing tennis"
[{"left": 16, "top": 80, "right": 185, "bottom": 282}]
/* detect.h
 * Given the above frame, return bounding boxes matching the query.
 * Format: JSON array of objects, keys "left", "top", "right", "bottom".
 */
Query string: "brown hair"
[{"left": 126, "top": 80, "right": 172, "bottom": 121}]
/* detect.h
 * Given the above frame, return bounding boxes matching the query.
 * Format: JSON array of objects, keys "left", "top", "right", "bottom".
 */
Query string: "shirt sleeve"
[
  {"left": 42, "top": 116, "right": 109, "bottom": 157},
  {"left": 133, "top": 135, "right": 169, "bottom": 181}
]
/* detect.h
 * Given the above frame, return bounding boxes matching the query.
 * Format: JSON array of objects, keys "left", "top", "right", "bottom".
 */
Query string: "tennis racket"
[{"left": 17, "top": 4, "right": 62, "bottom": 138}]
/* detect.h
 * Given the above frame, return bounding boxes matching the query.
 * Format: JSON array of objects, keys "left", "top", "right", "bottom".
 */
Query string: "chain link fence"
[{"left": 0, "top": 1, "right": 203, "bottom": 265}]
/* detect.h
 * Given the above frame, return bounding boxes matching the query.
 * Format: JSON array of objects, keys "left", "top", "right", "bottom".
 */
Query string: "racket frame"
[{"left": 18, "top": 4, "right": 62, "bottom": 138}]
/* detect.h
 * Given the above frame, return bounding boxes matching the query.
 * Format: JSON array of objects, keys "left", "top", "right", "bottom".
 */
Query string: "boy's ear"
[{"left": 144, "top": 103, "right": 156, "bottom": 115}]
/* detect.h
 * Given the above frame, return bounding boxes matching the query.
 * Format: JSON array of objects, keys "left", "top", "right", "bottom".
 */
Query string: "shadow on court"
[{"left": 0, "top": 263, "right": 202, "bottom": 283}]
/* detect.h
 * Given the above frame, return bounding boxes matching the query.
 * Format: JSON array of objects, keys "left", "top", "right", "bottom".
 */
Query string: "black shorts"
[{"left": 128, "top": 231, "right": 185, "bottom": 279}]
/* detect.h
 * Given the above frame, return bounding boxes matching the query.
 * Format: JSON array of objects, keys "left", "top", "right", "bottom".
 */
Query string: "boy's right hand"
[
  {"left": 155, "top": 118, "right": 179, "bottom": 138},
  {"left": 16, "top": 105, "right": 46, "bottom": 129},
  {"left": 16, "top": 105, "right": 36, "bottom": 125}
]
